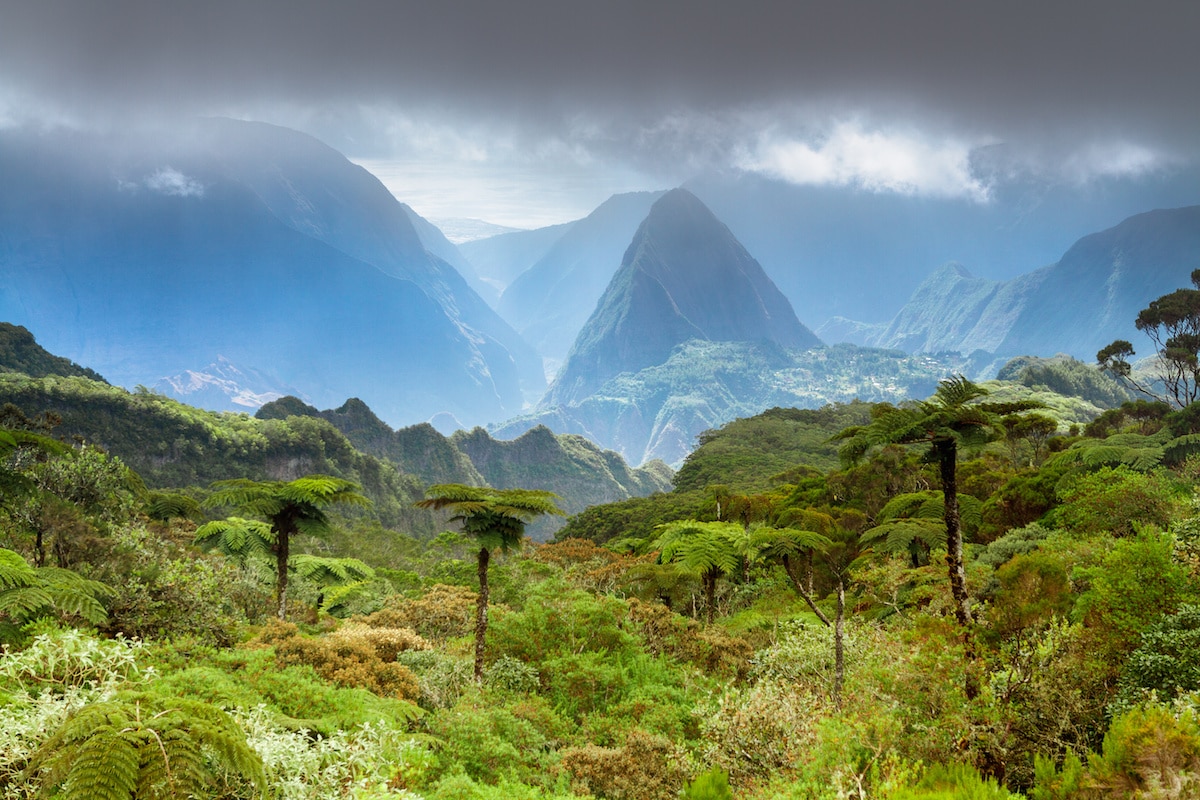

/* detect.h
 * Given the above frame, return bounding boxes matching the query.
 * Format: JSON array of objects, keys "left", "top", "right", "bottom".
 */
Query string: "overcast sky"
[{"left": 3, "top": 1, "right": 1198, "bottom": 227}]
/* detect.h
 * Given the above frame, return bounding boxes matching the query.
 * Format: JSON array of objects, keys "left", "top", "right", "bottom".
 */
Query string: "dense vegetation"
[{"left": 6, "top": 286, "right": 1200, "bottom": 799}]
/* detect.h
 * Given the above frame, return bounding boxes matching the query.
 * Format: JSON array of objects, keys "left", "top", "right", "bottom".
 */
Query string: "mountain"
[
  {"left": 876, "top": 206, "right": 1200, "bottom": 362},
  {"left": 257, "top": 395, "right": 485, "bottom": 488},
  {"left": 686, "top": 160, "right": 1200, "bottom": 331},
  {"left": 256, "top": 394, "right": 673, "bottom": 540},
  {"left": 496, "top": 191, "right": 665, "bottom": 367},
  {"left": 450, "top": 425, "right": 674, "bottom": 540},
  {"left": 153, "top": 356, "right": 301, "bottom": 412},
  {"left": 401, "top": 205, "right": 496, "bottom": 304},
  {"left": 545, "top": 188, "right": 821, "bottom": 407},
  {"left": 496, "top": 341, "right": 969, "bottom": 465},
  {"left": 0, "top": 119, "right": 541, "bottom": 428},
  {"left": 458, "top": 221, "right": 577, "bottom": 297}
]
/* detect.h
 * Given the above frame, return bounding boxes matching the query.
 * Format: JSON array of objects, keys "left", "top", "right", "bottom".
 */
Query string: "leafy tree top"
[
  {"left": 836, "top": 375, "right": 1042, "bottom": 463},
  {"left": 415, "top": 484, "right": 564, "bottom": 553},
  {"left": 1099, "top": 268, "right": 1200, "bottom": 408},
  {"left": 203, "top": 475, "right": 370, "bottom": 537}
]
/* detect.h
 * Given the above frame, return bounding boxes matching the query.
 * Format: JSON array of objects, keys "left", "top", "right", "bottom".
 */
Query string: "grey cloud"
[{"left": 3, "top": 1, "right": 1199, "bottom": 171}]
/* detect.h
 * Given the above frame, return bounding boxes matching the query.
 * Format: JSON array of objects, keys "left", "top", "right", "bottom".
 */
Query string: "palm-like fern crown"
[
  {"left": 416, "top": 484, "right": 564, "bottom": 553},
  {"left": 836, "top": 375, "right": 1044, "bottom": 462},
  {"left": 653, "top": 520, "right": 748, "bottom": 578},
  {"left": 204, "top": 475, "right": 369, "bottom": 535},
  {"left": 193, "top": 517, "right": 274, "bottom": 563},
  {"left": 0, "top": 548, "right": 113, "bottom": 626}
]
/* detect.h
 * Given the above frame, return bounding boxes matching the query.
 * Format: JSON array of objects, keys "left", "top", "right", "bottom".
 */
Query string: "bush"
[
  {"left": 426, "top": 698, "right": 557, "bottom": 786},
  {"left": 270, "top": 623, "right": 425, "bottom": 701},
  {"left": 560, "top": 729, "right": 689, "bottom": 800},
  {"left": 0, "top": 625, "right": 144, "bottom": 694},
  {"left": 697, "top": 680, "right": 826, "bottom": 784},
  {"left": 357, "top": 584, "right": 476, "bottom": 641},
  {"left": 1051, "top": 466, "right": 1178, "bottom": 538}
]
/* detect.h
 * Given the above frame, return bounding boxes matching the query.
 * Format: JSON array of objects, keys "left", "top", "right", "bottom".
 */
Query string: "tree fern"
[
  {"left": 24, "top": 691, "right": 267, "bottom": 800},
  {"left": 201, "top": 476, "right": 369, "bottom": 620}
]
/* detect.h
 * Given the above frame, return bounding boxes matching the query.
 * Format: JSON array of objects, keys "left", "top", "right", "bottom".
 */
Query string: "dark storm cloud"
[
  {"left": 4, "top": 0, "right": 1200, "bottom": 214},
  {"left": 4, "top": 1, "right": 1198, "bottom": 140}
]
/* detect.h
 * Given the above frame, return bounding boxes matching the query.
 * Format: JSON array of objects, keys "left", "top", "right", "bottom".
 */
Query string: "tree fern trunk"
[
  {"left": 275, "top": 529, "right": 289, "bottom": 622},
  {"left": 782, "top": 553, "right": 831, "bottom": 627},
  {"left": 475, "top": 546, "right": 490, "bottom": 680},
  {"left": 704, "top": 569, "right": 716, "bottom": 625},
  {"left": 937, "top": 439, "right": 973, "bottom": 628},
  {"left": 834, "top": 578, "right": 845, "bottom": 708},
  {"left": 937, "top": 438, "right": 979, "bottom": 700}
]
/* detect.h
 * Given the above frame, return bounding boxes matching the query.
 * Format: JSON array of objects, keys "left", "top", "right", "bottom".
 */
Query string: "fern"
[
  {"left": 0, "top": 549, "right": 113, "bottom": 627},
  {"left": 24, "top": 691, "right": 267, "bottom": 800}
]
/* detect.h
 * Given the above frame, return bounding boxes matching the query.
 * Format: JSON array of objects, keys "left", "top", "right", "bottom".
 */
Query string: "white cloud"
[
  {"left": 738, "top": 121, "right": 992, "bottom": 201},
  {"left": 1062, "top": 141, "right": 1163, "bottom": 182},
  {"left": 144, "top": 167, "right": 204, "bottom": 197}
]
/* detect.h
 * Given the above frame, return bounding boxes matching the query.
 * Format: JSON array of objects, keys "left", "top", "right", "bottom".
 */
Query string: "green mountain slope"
[
  {"left": 0, "top": 373, "right": 433, "bottom": 532},
  {"left": 0, "top": 323, "right": 105, "bottom": 382},
  {"left": 499, "top": 341, "right": 972, "bottom": 466}
]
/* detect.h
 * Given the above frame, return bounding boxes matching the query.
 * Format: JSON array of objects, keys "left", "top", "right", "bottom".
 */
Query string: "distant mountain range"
[
  {"left": 0, "top": 119, "right": 541, "bottom": 428},
  {"left": 873, "top": 205, "right": 1200, "bottom": 361},
  {"left": 254, "top": 395, "right": 674, "bottom": 540}
]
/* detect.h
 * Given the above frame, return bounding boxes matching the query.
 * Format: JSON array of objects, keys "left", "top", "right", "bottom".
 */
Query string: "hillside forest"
[{"left": 5, "top": 280, "right": 1200, "bottom": 800}]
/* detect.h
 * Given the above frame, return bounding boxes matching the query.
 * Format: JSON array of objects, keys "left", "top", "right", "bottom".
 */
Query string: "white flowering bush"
[
  {"left": 0, "top": 625, "right": 145, "bottom": 694},
  {"left": 236, "top": 706, "right": 434, "bottom": 799}
]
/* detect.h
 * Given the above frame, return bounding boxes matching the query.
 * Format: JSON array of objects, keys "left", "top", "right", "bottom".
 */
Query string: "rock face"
[
  {"left": 875, "top": 206, "right": 1200, "bottom": 361},
  {"left": 545, "top": 188, "right": 821, "bottom": 406},
  {"left": 497, "top": 191, "right": 664, "bottom": 366},
  {"left": 0, "top": 119, "right": 541, "bottom": 427}
]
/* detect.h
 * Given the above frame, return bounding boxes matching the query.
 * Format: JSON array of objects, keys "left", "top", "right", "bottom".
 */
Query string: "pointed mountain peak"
[{"left": 544, "top": 189, "right": 821, "bottom": 406}]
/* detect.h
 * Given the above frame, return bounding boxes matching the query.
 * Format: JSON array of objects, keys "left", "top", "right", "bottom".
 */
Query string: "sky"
[{"left": 2, "top": 1, "right": 1199, "bottom": 228}]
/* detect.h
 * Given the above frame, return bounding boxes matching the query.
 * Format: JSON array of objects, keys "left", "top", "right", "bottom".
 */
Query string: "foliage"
[
  {"left": 201, "top": 475, "right": 369, "bottom": 620},
  {"left": 0, "top": 624, "right": 143, "bottom": 694},
  {"left": 1050, "top": 466, "right": 1179, "bottom": 537},
  {"left": 560, "top": 728, "right": 689, "bottom": 800},
  {"left": 0, "top": 324, "right": 104, "bottom": 382},
  {"left": 259, "top": 620, "right": 425, "bottom": 701},
  {"left": 0, "top": 376, "right": 428, "bottom": 532},
  {"left": 233, "top": 706, "right": 432, "bottom": 800},
  {"left": 1115, "top": 605, "right": 1200, "bottom": 708},
  {"left": 681, "top": 767, "right": 733, "bottom": 800},
  {"left": 554, "top": 491, "right": 706, "bottom": 545},
  {"left": 359, "top": 583, "right": 477, "bottom": 642},
  {"left": 1074, "top": 530, "right": 1193, "bottom": 667},
  {"left": 0, "top": 549, "right": 112, "bottom": 635},
  {"left": 997, "top": 354, "right": 1132, "bottom": 410},
  {"left": 22, "top": 689, "right": 268, "bottom": 800},
  {"left": 673, "top": 403, "right": 874, "bottom": 493},
  {"left": 1099, "top": 268, "right": 1200, "bottom": 408}
]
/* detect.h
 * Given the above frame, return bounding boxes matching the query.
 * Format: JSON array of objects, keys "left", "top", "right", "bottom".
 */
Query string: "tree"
[
  {"left": 755, "top": 520, "right": 867, "bottom": 707},
  {"left": 652, "top": 520, "right": 748, "bottom": 625},
  {"left": 1098, "top": 268, "right": 1200, "bottom": 408},
  {"left": 837, "top": 378, "right": 1038, "bottom": 631},
  {"left": 415, "top": 484, "right": 563, "bottom": 678},
  {"left": 198, "top": 476, "right": 368, "bottom": 621}
]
